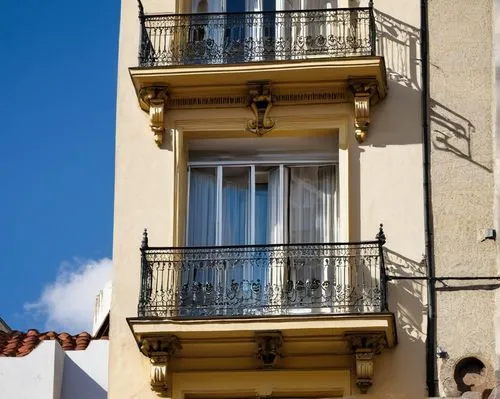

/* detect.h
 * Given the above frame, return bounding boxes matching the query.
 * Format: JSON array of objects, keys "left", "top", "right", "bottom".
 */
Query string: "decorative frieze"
[
  {"left": 256, "top": 331, "right": 283, "bottom": 369},
  {"left": 348, "top": 78, "right": 380, "bottom": 143},
  {"left": 136, "top": 80, "right": 383, "bottom": 146},
  {"left": 139, "top": 86, "right": 169, "bottom": 147},
  {"left": 140, "top": 335, "right": 181, "bottom": 397},
  {"left": 346, "top": 333, "right": 387, "bottom": 394},
  {"left": 168, "top": 95, "right": 247, "bottom": 108},
  {"left": 166, "top": 87, "right": 347, "bottom": 110},
  {"left": 275, "top": 90, "right": 346, "bottom": 104}
]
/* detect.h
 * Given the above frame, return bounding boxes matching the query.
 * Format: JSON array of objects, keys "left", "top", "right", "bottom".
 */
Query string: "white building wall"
[
  {"left": 0, "top": 341, "right": 64, "bottom": 399},
  {"left": 61, "top": 341, "right": 109, "bottom": 399},
  {"left": 0, "top": 340, "right": 108, "bottom": 399}
]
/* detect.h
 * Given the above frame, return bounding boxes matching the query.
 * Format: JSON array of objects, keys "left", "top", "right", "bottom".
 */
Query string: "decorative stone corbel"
[
  {"left": 247, "top": 82, "right": 275, "bottom": 136},
  {"left": 139, "top": 86, "right": 169, "bottom": 147},
  {"left": 348, "top": 79, "right": 379, "bottom": 143},
  {"left": 140, "top": 335, "right": 181, "bottom": 397},
  {"left": 346, "top": 333, "right": 386, "bottom": 394},
  {"left": 255, "top": 331, "right": 283, "bottom": 369}
]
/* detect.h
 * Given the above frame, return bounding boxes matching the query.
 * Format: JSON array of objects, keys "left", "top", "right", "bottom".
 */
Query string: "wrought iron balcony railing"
[
  {"left": 137, "top": 3, "right": 376, "bottom": 67},
  {"left": 138, "top": 232, "right": 388, "bottom": 318}
]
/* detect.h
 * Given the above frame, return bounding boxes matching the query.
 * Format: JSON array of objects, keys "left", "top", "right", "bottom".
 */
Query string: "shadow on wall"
[
  {"left": 430, "top": 100, "right": 492, "bottom": 173},
  {"left": 61, "top": 356, "right": 107, "bottom": 399},
  {"left": 376, "top": 10, "right": 421, "bottom": 91},
  {"left": 372, "top": 10, "right": 488, "bottom": 176},
  {"left": 372, "top": 248, "right": 427, "bottom": 395},
  {"left": 384, "top": 248, "right": 427, "bottom": 344}
]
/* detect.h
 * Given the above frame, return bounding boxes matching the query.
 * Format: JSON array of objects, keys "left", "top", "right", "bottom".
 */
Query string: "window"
[
  {"left": 179, "top": 134, "right": 339, "bottom": 316},
  {"left": 187, "top": 164, "right": 337, "bottom": 246}
]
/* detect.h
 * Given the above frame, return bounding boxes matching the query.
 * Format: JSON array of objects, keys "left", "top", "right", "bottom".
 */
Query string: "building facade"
[{"left": 110, "top": 0, "right": 497, "bottom": 397}]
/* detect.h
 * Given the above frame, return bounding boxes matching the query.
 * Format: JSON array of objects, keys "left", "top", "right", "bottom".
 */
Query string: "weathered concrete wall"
[
  {"left": 495, "top": 0, "right": 500, "bottom": 384},
  {"left": 429, "top": 0, "right": 498, "bottom": 396}
]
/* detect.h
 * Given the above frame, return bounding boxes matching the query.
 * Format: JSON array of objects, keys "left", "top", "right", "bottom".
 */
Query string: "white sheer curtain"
[
  {"left": 191, "top": 0, "right": 226, "bottom": 64},
  {"left": 288, "top": 165, "right": 335, "bottom": 311},
  {"left": 245, "top": 0, "right": 263, "bottom": 61},
  {"left": 188, "top": 168, "right": 217, "bottom": 246},
  {"left": 289, "top": 165, "right": 335, "bottom": 243},
  {"left": 267, "top": 167, "right": 282, "bottom": 244}
]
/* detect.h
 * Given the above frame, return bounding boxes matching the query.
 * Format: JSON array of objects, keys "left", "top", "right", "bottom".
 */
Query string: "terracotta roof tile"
[{"left": 0, "top": 329, "right": 103, "bottom": 357}]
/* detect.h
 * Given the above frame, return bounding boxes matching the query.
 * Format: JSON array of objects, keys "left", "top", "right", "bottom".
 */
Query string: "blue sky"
[{"left": 0, "top": 0, "right": 120, "bottom": 333}]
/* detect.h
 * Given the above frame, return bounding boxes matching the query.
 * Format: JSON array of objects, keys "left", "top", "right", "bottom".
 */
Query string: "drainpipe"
[{"left": 420, "top": 0, "right": 437, "bottom": 396}]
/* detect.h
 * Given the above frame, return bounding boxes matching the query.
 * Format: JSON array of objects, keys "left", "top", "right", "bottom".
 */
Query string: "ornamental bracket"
[
  {"left": 348, "top": 78, "right": 380, "bottom": 143},
  {"left": 346, "top": 333, "right": 387, "bottom": 394},
  {"left": 255, "top": 331, "right": 283, "bottom": 369},
  {"left": 140, "top": 335, "right": 181, "bottom": 397},
  {"left": 247, "top": 81, "right": 275, "bottom": 136},
  {"left": 139, "top": 86, "right": 169, "bottom": 147}
]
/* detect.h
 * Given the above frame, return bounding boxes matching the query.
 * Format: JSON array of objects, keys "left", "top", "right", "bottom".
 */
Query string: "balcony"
[
  {"left": 128, "top": 229, "right": 396, "bottom": 396},
  {"left": 130, "top": 3, "right": 387, "bottom": 146},
  {"left": 138, "top": 7, "right": 375, "bottom": 67},
  {"left": 138, "top": 240, "right": 388, "bottom": 318}
]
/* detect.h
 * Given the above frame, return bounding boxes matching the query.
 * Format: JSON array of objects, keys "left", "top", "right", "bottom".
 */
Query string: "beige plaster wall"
[
  {"left": 357, "top": 2, "right": 427, "bottom": 395},
  {"left": 429, "top": 0, "right": 498, "bottom": 396},
  {"left": 110, "top": 0, "right": 427, "bottom": 397},
  {"left": 110, "top": 0, "right": 177, "bottom": 397}
]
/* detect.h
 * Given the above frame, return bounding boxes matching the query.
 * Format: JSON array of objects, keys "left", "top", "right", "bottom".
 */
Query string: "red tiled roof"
[{"left": 0, "top": 329, "right": 108, "bottom": 357}]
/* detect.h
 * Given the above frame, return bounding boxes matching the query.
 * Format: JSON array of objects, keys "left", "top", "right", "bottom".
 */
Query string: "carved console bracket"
[
  {"left": 139, "top": 86, "right": 169, "bottom": 147},
  {"left": 247, "top": 81, "right": 275, "bottom": 136},
  {"left": 348, "top": 78, "right": 380, "bottom": 143},
  {"left": 346, "top": 333, "right": 387, "bottom": 394},
  {"left": 256, "top": 331, "right": 283, "bottom": 369},
  {"left": 139, "top": 335, "right": 181, "bottom": 397}
]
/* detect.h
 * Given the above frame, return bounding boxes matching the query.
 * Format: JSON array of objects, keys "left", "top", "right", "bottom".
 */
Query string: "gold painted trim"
[
  {"left": 347, "top": 78, "right": 380, "bottom": 143},
  {"left": 345, "top": 333, "right": 387, "bottom": 394},
  {"left": 139, "top": 86, "right": 169, "bottom": 146},
  {"left": 247, "top": 81, "right": 275, "bottom": 136},
  {"left": 171, "top": 369, "right": 351, "bottom": 399},
  {"left": 255, "top": 331, "right": 283, "bottom": 368},
  {"left": 140, "top": 335, "right": 182, "bottom": 397}
]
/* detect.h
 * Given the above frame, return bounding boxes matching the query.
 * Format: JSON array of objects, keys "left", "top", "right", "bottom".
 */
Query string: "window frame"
[{"left": 186, "top": 160, "right": 339, "bottom": 246}]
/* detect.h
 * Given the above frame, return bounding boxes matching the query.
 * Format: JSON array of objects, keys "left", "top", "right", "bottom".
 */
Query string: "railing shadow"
[
  {"left": 367, "top": 9, "right": 491, "bottom": 175},
  {"left": 375, "top": 10, "right": 421, "bottom": 90},
  {"left": 384, "top": 248, "right": 427, "bottom": 343},
  {"left": 430, "top": 100, "right": 492, "bottom": 173},
  {"left": 373, "top": 247, "right": 427, "bottom": 394}
]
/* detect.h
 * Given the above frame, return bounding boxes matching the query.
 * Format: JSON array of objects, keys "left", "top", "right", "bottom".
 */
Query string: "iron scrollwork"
[
  {"left": 137, "top": 239, "right": 387, "bottom": 319},
  {"left": 137, "top": 8, "right": 374, "bottom": 67}
]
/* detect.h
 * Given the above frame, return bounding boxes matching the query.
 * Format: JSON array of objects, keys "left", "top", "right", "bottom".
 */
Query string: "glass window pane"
[
  {"left": 222, "top": 167, "right": 250, "bottom": 245},
  {"left": 188, "top": 168, "right": 217, "bottom": 246}
]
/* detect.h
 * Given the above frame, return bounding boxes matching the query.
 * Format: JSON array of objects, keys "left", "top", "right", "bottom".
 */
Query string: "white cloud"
[{"left": 24, "top": 258, "right": 112, "bottom": 333}]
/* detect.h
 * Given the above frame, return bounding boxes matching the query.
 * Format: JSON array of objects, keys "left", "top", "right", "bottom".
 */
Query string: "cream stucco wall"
[
  {"left": 110, "top": 0, "right": 427, "bottom": 397},
  {"left": 429, "top": 0, "right": 498, "bottom": 396}
]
